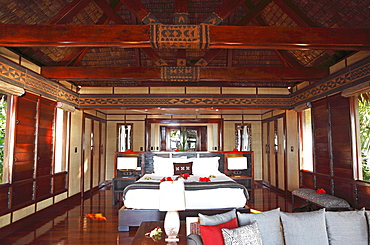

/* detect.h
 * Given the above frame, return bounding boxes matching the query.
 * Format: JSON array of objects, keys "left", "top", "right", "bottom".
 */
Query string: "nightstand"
[{"left": 112, "top": 177, "right": 137, "bottom": 205}]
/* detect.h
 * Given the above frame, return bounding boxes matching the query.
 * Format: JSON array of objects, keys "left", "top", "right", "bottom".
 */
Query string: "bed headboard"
[
  {"left": 143, "top": 152, "right": 225, "bottom": 174},
  {"left": 114, "top": 151, "right": 254, "bottom": 178}
]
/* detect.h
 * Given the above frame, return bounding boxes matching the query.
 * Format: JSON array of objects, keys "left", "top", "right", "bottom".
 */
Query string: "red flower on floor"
[
  {"left": 316, "top": 188, "right": 326, "bottom": 194},
  {"left": 199, "top": 177, "right": 211, "bottom": 182},
  {"left": 85, "top": 213, "right": 107, "bottom": 221}
]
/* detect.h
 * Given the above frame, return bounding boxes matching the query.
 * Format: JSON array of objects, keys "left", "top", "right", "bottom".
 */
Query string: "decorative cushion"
[
  {"left": 325, "top": 209, "right": 368, "bottom": 245},
  {"left": 173, "top": 162, "right": 193, "bottom": 175},
  {"left": 199, "top": 218, "right": 238, "bottom": 245},
  {"left": 237, "top": 208, "right": 283, "bottom": 245},
  {"left": 280, "top": 209, "right": 329, "bottom": 245},
  {"left": 222, "top": 221, "right": 263, "bottom": 245},
  {"left": 199, "top": 209, "right": 236, "bottom": 225}
]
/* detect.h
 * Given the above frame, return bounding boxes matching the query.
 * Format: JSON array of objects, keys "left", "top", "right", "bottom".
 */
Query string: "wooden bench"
[{"left": 292, "top": 188, "right": 351, "bottom": 211}]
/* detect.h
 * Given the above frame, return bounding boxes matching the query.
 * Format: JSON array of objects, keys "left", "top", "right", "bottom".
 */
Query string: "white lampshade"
[
  {"left": 159, "top": 180, "right": 186, "bottom": 211},
  {"left": 228, "top": 157, "right": 248, "bottom": 170},
  {"left": 117, "top": 157, "right": 137, "bottom": 170}
]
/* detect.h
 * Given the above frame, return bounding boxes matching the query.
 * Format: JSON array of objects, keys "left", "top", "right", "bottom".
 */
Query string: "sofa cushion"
[
  {"left": 222, "top": 221, "right": 263, "bottom": 245},
  {"left": 199, "top": 218, "right": 238, "bottom": 245},
  {"left": 237, "top": 208, "right": 283, "bottom": 245},
  {"left": 366, "top": 211, "right": 370, "bottom": 245},
  {"left": 280, "top": 209, "right": 329, "bottom": 245},
  {"left": 325, "top": 209, "right": 368, "bottom": 245},
  {"left": 187, "top": 234, "right": 204, "bottom": 245},
  {"left": 199, "top": 209, "right": 236, "bottom": 225}
]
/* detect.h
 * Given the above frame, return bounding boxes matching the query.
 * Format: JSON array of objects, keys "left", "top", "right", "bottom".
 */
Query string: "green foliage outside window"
[
  {"left": 0, "top": 95, "right": 7, "bottom": 183},
  {"left": 359, "top": 92, "right": 370, "bottom": 181}
]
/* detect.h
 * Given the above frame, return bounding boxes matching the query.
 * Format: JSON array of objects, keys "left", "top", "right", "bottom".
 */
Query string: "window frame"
[
  {"left": 299, "top": 108, "right": 313, "bottom": 172},
  {"left": 1, "top": 94, "right": 15, "bottom": 184},
  {"left": 53, "top": 107, "right": 70, "bottom": 173}
]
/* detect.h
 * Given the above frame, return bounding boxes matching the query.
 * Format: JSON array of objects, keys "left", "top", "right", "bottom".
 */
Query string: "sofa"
[{"left": 186, "top": 208, "right": 370, "bottom": 245}]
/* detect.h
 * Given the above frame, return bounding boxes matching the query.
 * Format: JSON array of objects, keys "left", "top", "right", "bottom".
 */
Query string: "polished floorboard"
[{"left": 1, "top": 183, "right": 294, "bottom": 245}]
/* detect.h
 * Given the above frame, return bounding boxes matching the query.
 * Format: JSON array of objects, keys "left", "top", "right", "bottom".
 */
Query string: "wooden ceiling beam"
[
  {"left": 236, "top": 0, "right": 273, "bottom": 26},
  {"left": 242, "top": 0, "right": 303, "bottom": 67},
  {"left": 60, "top": 0, "right": 124, "bottom": 66},
  {"left": 203, "top": 0, "right": 246, "bottom": 24},
  {"left": 1, "top": 24, "right": 368, "bottom": 50},
  {"left": 120, "top": 0, "right": 159, "bottom": 24},
  {"left": 274, "top": 0, "right": 335, "bottom": 56},
  {"left": 41, "top": 66, "right": 328, "bottom": 81},
  {"left": 92, "top": 0, "right": 126, "bottom": 24},
  {"left": 47, "top": 0, "right": 90, "bottom": 24}
]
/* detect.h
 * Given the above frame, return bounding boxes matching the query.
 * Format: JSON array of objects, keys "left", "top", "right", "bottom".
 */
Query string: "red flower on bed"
[
  {"left": 199, "top": 177, "right": 210, "bottom": 182},
  {"left": 316, "top": 188, "right": 326, "bottom": 194},
  {"left": 160, "top": 177, "right": 173, "bottom": 182},
  {"left": 180, "top": 173, "right": 190, "bottom": 178}
]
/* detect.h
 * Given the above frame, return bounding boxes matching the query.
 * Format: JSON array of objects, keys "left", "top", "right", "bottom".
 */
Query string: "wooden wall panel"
[
  {"left": 301, "top": 93, "right": 370, "bottom": 208},
  {"left": 13, "top": 94, "right": 37, "bottom": 183},
  {"left": 334, "top": 178, "right": 354, "bottom": 206},
  {"left": 312, "top": 101, "right": 331, "bottom": 175},
  {"left": 316, "top": 174, "right": 332, "bottom": 193},
  {"left": 330, "top": 96, "right": 353, "bottom": 179},
  {"left": 35, "top": 176, "right": 52, "bottom": 200},
  {"left": 301, "top": 170, "right": 315, "bottom": 189},
  {"left": 0, "top": 184, "right": 10, "bottom": 212},
  {"left": 12, "top": 180, "right": 33, "bottom": 208},
  {"left": 54, "top": 172, "right": 67, "bottom": 194},
  {"left": 356, "top": 182, "right": 370, "bottom": 209}
]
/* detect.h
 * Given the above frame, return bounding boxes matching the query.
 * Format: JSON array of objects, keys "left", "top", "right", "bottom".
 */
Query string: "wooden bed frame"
[
  {"left": 116, "top": 151, "right": 253, "bottom": 231},
  {"left": 118, "top": 206, "right": 251, "bottom": 231}
]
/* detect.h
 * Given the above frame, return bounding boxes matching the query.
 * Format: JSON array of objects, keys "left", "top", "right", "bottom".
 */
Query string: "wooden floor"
[{"left": 1, "top": 183, "right": 294, "bottom": 245}]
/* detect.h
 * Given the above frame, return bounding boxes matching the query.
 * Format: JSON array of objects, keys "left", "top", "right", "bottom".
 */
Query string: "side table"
[
  {"left": 131, "top": 221, "right": 187, "bottom": 245},
  {"left": 112, "top": 177, "right": 136, "bottom": 205}
]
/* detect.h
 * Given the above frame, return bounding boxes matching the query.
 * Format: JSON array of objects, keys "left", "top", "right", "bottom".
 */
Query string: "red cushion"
[{"left": 199, "top": 218, "right": 238, "bottom": 245}]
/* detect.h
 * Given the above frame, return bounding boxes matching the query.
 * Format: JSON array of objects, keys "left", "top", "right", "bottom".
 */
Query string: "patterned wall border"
[
  {"left": 1, "top": 56, "right": 369, "bottom": 110},
  {"left": 0, "top": 57, "right": 79, "bottom": 107},
  {"left": 79, "top": 94, "right": 291, "bottom": 109},
  {"left": 291, "top": 57, "right": 370, "bottom": 107}
]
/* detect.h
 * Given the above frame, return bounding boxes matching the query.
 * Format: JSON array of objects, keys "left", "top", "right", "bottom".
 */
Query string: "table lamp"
[{"left": 159, "top": 180, "right": 186, "bottom": 242}]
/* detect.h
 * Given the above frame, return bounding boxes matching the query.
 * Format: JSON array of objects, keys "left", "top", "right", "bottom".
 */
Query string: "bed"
[{"left": 118, "top": 155, "right": 250, "bottom": 231}]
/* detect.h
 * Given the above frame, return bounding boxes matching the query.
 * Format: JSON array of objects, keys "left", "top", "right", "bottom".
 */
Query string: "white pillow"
[
  {"left": 191, "top": 157, "right": 220, "bottom": 175},
  {"left": 153, "top": 156, "right": 174, "bottom": 176}
]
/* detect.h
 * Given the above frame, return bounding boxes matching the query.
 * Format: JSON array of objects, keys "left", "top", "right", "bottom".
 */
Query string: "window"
[
  {"left": 54, "top": 108, "right": 70, "bottom": 173},
  {"left": 358, "top": 92, "right": 370, "bottom": 181},
  {"left": 300, "top": 108, "right": 313, "bottom": 171},
  {"left": 117, "top": 123, "right": 133, "bottom": 152},
  {"left": 0, "top": 93, "right": 15, "bottom": 183}
]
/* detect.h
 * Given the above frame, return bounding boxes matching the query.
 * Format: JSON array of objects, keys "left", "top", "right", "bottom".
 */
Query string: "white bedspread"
[{"left": 123, "top": 173, "right": 247, "bottom": 209}]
